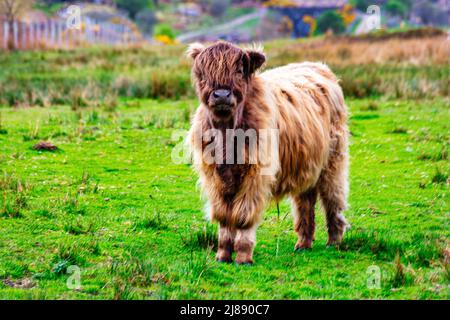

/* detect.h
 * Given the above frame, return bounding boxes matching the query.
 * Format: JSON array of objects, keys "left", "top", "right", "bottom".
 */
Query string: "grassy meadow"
[{"left": 0, "top": 32, "right": 449, "bottom": 299}]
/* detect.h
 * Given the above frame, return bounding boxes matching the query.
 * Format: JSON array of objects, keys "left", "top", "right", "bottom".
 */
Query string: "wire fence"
[{"left": 0, "top": 17, "right": 143, "bottom": 50}]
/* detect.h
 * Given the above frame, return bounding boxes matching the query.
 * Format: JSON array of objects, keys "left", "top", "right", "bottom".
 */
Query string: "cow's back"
[{"left": 259, "top": 62, "right": 347, "bottom": 198}]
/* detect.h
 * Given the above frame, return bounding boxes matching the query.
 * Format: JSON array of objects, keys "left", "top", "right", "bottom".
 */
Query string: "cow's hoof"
[
  {"left": 294, "top": 240, "right": 312, "bottom": 252},
  {"left": 216, "top": 253, "right": 233, "bottom": 263},
  {"left": 236, "top": 261, "right": 253, "bottom": 266},
  {"left": 294, "top": 246, "right": 311, "bottom": 252},
  {"left": 216, "top": 257, "right": 233, "bottom": 263},
  {"left": 326, "top": 238, "right": 342, "bottom": 248}
]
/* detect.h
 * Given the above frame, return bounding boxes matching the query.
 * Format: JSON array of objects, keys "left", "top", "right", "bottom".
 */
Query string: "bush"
[
  {"left": 316, "top": 11, "right": 346, "bottom": 35},
  {"left": 386, "top": 0, "right": 408, "bottom": 18},
  {"left": 154, "top": 24, "right": 176, "bottom": 41},
  {"left": 351, "top": 0, "right": 379, "bottom": 11}
]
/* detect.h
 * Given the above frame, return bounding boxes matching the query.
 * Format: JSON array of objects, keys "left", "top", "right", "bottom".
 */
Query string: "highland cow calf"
[{"left": 187, "top": 41, "right": 350, "bottom": 264}]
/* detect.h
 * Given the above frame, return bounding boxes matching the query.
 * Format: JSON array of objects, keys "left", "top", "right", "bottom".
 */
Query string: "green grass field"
[{"left": 0, "top": 96, "right": 448, "bottom": 299}]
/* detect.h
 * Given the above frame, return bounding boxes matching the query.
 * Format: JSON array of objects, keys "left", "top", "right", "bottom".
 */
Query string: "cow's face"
[{"left": 187, "top": 41, "right": 265, "bottom": 121}]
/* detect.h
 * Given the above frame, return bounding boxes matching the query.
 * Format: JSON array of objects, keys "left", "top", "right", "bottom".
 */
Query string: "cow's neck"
[{"left": 210, "top": 116, "right": 235, "bottom": 131}]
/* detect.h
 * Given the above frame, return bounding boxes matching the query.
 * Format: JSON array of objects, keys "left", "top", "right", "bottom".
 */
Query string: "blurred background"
[
  {"left": 0, "top": 0, "right": 449, "bottom": 48},
  {"left": 0, "top": 1, "right": 449, "bottom": 300},
  {"left": 0, "top": 0, "right": 448, "bottom": 107}
]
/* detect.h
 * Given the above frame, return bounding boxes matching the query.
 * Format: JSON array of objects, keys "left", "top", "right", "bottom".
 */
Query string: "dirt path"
[{"left": 176, "top": 8, "right": 267, "bottom": 43}]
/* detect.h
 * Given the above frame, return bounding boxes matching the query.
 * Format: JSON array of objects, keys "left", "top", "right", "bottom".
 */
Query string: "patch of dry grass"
[{"left": 266, "top": 36, "right": 449, "bottom": 67}]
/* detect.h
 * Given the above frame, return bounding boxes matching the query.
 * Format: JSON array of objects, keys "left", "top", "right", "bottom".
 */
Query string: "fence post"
[
  {"left": 104, "top": 24, "right": 107, "bottom": 44},
  {"left": 64, "top": 21, "right": 68, "bottom": 48},
  {"left": 114, "top": 24, "right": 121, "bottom": 45},
  {"left": 13, "top": 21, "right": 18, "bottom": 49},
  {"left": 106, "top": 23, "right": 111, "bottom": 44},
  {"left": 32, "top": 23, "right": 37, "bottom": 49},
  {"left": 25, "top": 23, "right": 29, "bottom": 50},
  {"left": 29, "top": 22, "right": 33, "bottom": 49},
  {"left": 45, "top": 20, "right": 50, "bottom": 48},
  {"left": 50, "top": 19, "right": 56, "bottom": 46},
  {"left": 3, "top": 22, "right": 8, "bottom": 49},
  {"left": 60, "top": 20, "right": 66, "bottom": 48},
  {"left": 36, "top": 22, "right": 41, "bottom": 48},
  {"left": 77, "top": 23, "right": 81, "bottom": 46},
  {"left": 21, "top": 23, "right": 26, "bottom": 49},
  {"left": 57, "top": 21, "right": 62, "bottom": 47},
  {"left": 85, "top": 17, "right": 91, "bottom": 44},
  {"left": 124, "top": 26, "right": 128, "bottom": 45}
]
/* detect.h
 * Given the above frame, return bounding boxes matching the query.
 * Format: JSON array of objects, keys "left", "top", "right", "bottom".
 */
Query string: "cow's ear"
[
  {"left": 186, "top": 43, "right": 205, "bottom": 60},
  {"left": 244, "top": 47, "right": 266, "bottom": 76}
]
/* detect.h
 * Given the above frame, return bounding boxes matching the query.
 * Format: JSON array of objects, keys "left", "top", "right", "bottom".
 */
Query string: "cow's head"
[{"left": 187, "top": 41, "right": 265, "bottom": 122}]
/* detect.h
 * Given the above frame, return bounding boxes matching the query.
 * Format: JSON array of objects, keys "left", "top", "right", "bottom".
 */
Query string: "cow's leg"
[
  {"left": 234, "top": 226, "right": 257, "bottom": 265},
  {"left": 216, "top": 224, "right": 235, "bottom": 263},
  {"left": 228, "top": 170, "right": 272, "bottom": 265},
  {"left": 292, "top": 188, "right": 318, "bottom": 251},
  {"left": 318, "top": 133, "right": 350, "bottom": 246}
]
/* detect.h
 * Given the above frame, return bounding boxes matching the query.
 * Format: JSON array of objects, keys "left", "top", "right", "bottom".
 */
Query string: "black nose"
[{"left": 213, "top": 89, "right": 231, "bottom": 99}]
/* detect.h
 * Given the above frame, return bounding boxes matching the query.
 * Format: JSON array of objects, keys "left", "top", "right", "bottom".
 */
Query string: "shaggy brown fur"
[{"left": 187, "top": 41, "right": 349, "bottom": 264}]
